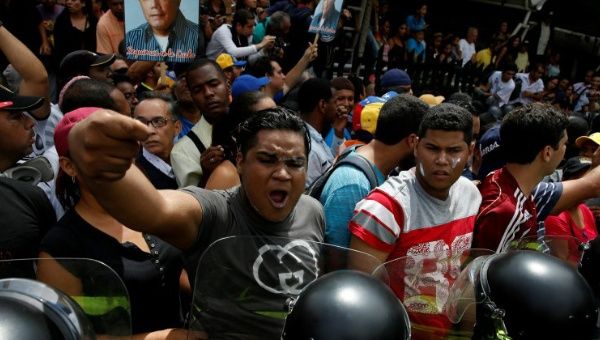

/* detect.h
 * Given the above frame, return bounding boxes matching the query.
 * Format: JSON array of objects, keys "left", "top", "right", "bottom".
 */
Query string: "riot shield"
[
  {"left": 0, "top": 258, "right": 131, "bottom": 339},
  {"left": 505, "top": 234, "right": 590, "bottom": 266},
  {"left": 188, "top": 236, "right": 382, "bottom": 339},
  {"left": 372, "top": 248, "right": 495, "bottom": 340}
]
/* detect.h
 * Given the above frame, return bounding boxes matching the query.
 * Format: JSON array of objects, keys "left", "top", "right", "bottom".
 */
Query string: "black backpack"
[{"left": 306, "top": 148, "right": 379, "bottom": 201}]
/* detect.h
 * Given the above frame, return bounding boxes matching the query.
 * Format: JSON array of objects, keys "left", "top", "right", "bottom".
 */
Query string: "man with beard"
[
  {"left": 96, "top": 0, "right": 124, "bottom": 54},
  {"left": 171, "top": 59, "right": 230, "bottom": 187}
]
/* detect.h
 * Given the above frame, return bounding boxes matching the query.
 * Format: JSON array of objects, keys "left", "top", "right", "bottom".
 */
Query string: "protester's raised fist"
[{"left": 69, "top": 110, "right": 151, "bottom": 181}]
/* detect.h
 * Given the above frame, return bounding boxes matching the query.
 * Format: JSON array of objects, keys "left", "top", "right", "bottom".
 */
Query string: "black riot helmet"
[
  {"left": 473, "top": 251, "right": 598, "bottom": 340},
  {"left": 0, "top": 278, "right": 95, "bottom": 340},
  {"left": 281, "top": 270, "right": 410, "bottom": 340}
]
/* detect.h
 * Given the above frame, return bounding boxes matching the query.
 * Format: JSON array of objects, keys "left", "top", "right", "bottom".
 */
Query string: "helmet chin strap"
[{"left": 483, "top": 301, "right": 511, "bottom": 340}]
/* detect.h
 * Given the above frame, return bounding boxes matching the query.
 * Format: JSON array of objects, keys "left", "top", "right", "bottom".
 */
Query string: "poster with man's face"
[
  {"left": 125, "top": 0, "right": 200, "bottom": 63},
  {"left": 308, "top": 0, "right": 344, "bottom": 42}
]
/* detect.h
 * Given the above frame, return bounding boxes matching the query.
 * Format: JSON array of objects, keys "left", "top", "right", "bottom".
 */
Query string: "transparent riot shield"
[
  {"left": 188, "top": 236, "right": 383, "bottom": 339},
  {"left": 505, "top": 234, "right": 590, "bottom": 267},
  {"left": 372, "top": 248, "right": 495, "bottom": 340},
  {"left": 0, "top": 258, "right": 131, "bottom": 338}
]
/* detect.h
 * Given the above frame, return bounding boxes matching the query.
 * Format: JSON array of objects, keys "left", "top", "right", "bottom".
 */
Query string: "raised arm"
[
  {"left": 0, "top": 25, "right": 49, "bottom": 119},
  {"left": 283, "top": 42, "right": 318, "bottom": 94},
  {"left": 69, "top": 110, "right": 202, "bottom": 250}
]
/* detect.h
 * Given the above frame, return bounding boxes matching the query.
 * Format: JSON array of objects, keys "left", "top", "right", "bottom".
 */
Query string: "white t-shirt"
[
  {"left": 510, "top": 73, "right": 545, "bottom": 105},
  {"left": 489, "top": 71, "right": 516, "bottom": 106},
  {"left": 458, "top": 39, "right": 476, "bottom": 67}
]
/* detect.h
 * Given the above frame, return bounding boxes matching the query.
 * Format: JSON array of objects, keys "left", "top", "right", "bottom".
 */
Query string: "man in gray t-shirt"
[{"left": 65, "top": 107, "right": 324, "bottom": 338}]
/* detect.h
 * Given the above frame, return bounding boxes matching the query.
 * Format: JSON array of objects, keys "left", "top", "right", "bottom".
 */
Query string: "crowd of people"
[{"left": 1, "top": 0, "right": 600, "bottom": 339}]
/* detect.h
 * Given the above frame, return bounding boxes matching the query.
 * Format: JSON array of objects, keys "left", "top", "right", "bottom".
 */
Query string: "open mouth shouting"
[{"left": 269, "top": 190, "right": 289, "bottom": 209}]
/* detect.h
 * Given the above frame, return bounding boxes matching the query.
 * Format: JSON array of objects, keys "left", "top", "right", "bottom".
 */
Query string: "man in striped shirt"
[
  {"left": 349, "top": 104, "right": 481, "bottom": 338},
  {"left": 126, "top": 0, "right": 199, "bottom": 63}
]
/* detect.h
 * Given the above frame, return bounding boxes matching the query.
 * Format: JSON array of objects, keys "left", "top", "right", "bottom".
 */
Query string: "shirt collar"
[{"left": 142, "top": 148, "right": 175, "bottom": 178}]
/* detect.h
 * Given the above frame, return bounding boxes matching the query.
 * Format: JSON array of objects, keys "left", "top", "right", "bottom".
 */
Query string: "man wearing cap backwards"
[
  {"left": 126, "top": 0, "right": 199, "bottom": 63},
  {"left": 216, "top": 53, "right": 247, "bottom": 84},
  {"left": 170, "top": 59, "right": 230, "bottom": 187},
  {"left": 321, "top": 95, "right": 428, "bottom": 248},
  {"left": 473, "top": 103, "right": 600, "bottom": 253},
  {"left": 576, "top": 132, "right": 600, "bottom": 159}
]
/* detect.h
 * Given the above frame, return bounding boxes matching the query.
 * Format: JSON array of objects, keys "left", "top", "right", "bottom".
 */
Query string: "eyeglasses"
[{"left": 135, "top": 116, "right": 176, "bottom": 128}]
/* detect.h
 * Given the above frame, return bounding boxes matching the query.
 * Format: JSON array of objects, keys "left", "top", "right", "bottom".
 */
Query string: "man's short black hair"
[
  {"left": 59, "top": 79, "right": 118, "bottom": 114},
  {"left": 418, "top": 103, "right": 473, "bottom": 145},
  {"left": 233, "top": 9, "right": 255, "bottom": 27},
  {"left": 298, "top": 78, "right": 332, "bottom": 114},
  {"left": 501, "top": 103, "right": 569, "bottom": 164},
  {"left": 237, "top": 106, "right": 310, "bottom": 157},
  {"left": 446, "top": 92, "right": 476, "bottom": 114},
  {"left": 186, "top": 58, "right": 226, "bottom": 81},
  {"left": 247, "top": 56, "right": 273, "bottom": 77},
  {"left": 375, "top": 94, "right": 428, "bottom": 145},
  {"left": 501, "top": 62, "right": 518, "bottom": 73}
]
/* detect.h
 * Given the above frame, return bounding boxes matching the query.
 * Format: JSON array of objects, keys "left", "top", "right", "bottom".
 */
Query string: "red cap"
[{"left": 54, "top": 107, "right": 101, "bottom": 157}]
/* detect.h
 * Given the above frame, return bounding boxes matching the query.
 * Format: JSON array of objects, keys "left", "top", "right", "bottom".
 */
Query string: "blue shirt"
[
  {"left": 306, "top": 124, "right": 334, "bottom": 189},
  {"left": 320, "top": 149, "right": 386, "bottom": 247},
  {"left": 177, "top": 116, "right": 194, "bottom": 141},
  {"left": 125, "top": 10, "right": 199, "bottom": 63},
  {"left": 407, "top": 38, "right": 426, "bottom": 61},
  {"left": 406, "top": 15, "right": 426, "bottom": 32}
]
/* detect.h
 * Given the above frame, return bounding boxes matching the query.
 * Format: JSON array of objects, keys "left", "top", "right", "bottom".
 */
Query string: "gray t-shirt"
[{"left": 182, "top": 186, "right": 324, "bottom": 339}]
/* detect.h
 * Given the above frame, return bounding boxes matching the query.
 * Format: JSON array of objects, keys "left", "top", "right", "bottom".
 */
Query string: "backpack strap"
[
  {"left": 335, "top": 154, "right": 379, "bottom": 190},
  {"left": 186, "top": 130, "right": 207, "bottom": 154},
  {"left": 306, "top": 148, "right": 379, "bottom": 199}
]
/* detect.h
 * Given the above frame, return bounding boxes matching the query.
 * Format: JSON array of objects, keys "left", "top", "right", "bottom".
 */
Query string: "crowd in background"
[{"left": 1, "top": 0, "right": 600, "bottom": 339}]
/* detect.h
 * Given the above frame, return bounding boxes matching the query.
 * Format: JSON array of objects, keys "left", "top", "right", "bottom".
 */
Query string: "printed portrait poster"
[
  {"left": 125, "top": 0, "right": 200, "bottom": 63},
  {"left": 308, "top": 0, "right": 344, "bottom": 43}
]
